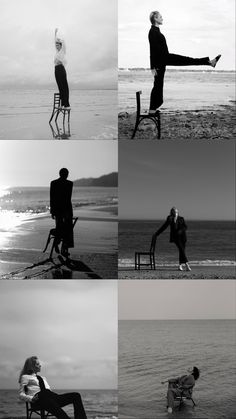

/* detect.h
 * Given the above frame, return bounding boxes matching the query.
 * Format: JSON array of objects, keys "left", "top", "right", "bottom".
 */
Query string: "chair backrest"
[
  {"left": 135, "top": 91, "right": 142, "bottom": 115},
  {"left": 150, "top": 234, "right": 156, "bottom": 253},
  {"left": 54, "top": 93, "right": 61, "bottom": 106}
]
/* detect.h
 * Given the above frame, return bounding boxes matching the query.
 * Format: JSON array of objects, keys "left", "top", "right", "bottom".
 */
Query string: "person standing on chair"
[
  {"left": 50, "top": 168, "right": 74, "bottom": 258},
  {"left": 148, "top": 11, "right": 221, "bottom": 113},
  {"left": 54, "top": 28, "right": 71, "bottom": 110},
  {"left": 154, "top": 206, "right": 191, "bottom": 271},
  {"left": 19, "top": 356, "right": 87, "bottom": 419},
  {"left": 162, "top": 366, "right": 200, "bottom": 414}
]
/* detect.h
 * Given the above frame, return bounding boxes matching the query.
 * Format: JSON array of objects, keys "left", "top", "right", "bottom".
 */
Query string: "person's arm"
[
  {"left": 19, "top": 376, "right": 34, "bottom": 403},
  {"left": 182, "top": 217, "right": 187, "bottom": 231},
  {"left": 154, "top": 216, "right": 170, "bottom": 237},
  {"left": 55, "top": 28, "right": 66, "bottom": 54}
]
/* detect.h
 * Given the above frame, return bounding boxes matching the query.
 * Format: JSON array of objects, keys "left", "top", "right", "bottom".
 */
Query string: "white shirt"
[
  {"left": 19, "top": 374, "right": 50, "bottom": 403},
  {"left": 54, "top": 35, "right": 66, "bottom": 67}
]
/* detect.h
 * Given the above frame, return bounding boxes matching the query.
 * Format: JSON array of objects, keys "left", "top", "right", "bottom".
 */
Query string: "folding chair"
[
  {"left": 43, "top": 217, "right": 78, "bottom": 258},
  {"left": 175, "top": 386, "right": 196, "bottom": 410},
  {"left": 49, "top": 93, "right": 71, "bottom": 124},
  {"left": 26, "top": 402, "right": 54, "bottom": 419},
  {"left": 131, "top": 91, "right": 161, "bottom": 139},
  {"left": 135, "top": 234, "right": 157, "bottom": 270}
]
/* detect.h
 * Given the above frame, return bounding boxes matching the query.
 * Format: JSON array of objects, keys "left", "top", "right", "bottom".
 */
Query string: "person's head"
[
  {"left": 170, "top": 206, "right": 178, "bottom": 217},
  {"left": 191, "top": 366, "right": 200, "bottom": 380},
  {"left": 18, "top": 356, "right": 41, "bottom": 382},
  {"left": 59, "top": 168, "right": 69, "bottom": 179},
  {"left": 56, "top": 40, "right": 62, "bottom": 51},
  {"left": 149, "top": 11, "right": 163, "bottom": 26}
]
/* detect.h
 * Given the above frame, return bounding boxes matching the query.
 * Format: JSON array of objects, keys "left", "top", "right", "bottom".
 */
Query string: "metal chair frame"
[
  {"left": 175, "top": 387, "right": 196, "bottom": 411},
  {"left": 135, "top": 235, "right": 156, "bottom": 270},
  {"left": 131, "top": 91, "right": 161, "bottom": 139},
  {"left": 43, "top": 217, "right": 78, "bottom": 259},
  {"left": 26, "top": 402, "right": 53, "bottom": 419},
  {"left": 49, "top": 93, "right": 71, "bottom": 124}
]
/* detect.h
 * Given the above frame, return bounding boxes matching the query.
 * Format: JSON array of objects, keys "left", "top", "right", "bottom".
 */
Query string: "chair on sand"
[
  {"left": 131, "top": 91, "right": 161, "bottom": 139},
  {"left": 43, "top": 217, "right": 78, "bottom": 259},
  {"left": 135, "top": 234, "right": 157, "bottom": 270},
  {"left": 49, "top": 93, "right": 71, "bottom": 124},
  {"left": 26, "top": 402, "right": 54, "bottom": 419}
]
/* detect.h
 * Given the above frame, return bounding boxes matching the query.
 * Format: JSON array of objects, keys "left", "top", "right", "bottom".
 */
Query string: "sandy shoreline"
[
  {"left": 118, "top": 265, "right": 236, "bottom": 279},
  {"left": 118, "top": 102, "right": 236, "bottom": 140}
]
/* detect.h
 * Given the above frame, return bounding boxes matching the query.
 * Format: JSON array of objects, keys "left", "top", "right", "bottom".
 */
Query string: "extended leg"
[
  {"left": 56, "top": 392, "right": 87, "bottom": 419},
  {"left": 33, "top": 390, "right": 70, "bottom": 419},
  {"left": 166, "top": 53, "right": 210, "bottom": 66}
]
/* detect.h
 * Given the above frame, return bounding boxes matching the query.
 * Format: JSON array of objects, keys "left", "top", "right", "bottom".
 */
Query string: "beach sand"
[
  {"left": 0, "top": 206, "right": 118, "bottom": 279},
  {"left": 118, "top": 265, "right": 236, "bottom": 279},
  {"left": 118, "top": 103, "right": 236, "bottom": 140}
]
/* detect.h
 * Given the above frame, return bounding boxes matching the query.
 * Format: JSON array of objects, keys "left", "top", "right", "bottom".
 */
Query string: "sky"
[
  {"left": 0, "top": 140, "right": 118, "bottom": 187},
  {"left": 0, "top": 0, "right": 117, "bottom": 89},
  {"left": 118, "top": 280, "right": 236, "bottom": 320},
  {"left": 119, "top": 140, "right": 235, "bottom": 220},
  {"left": 0, "top": 280, "right": 117, "bottom": 390},
  {"left": 119, "top": 0, "right": 235, "bottom": 70}
]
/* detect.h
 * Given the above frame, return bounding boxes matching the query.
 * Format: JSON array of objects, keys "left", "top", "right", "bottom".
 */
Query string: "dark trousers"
[
  {"left": 149, "top": 53, "right": 210, "bottom": 110},
  {"left": 173, "top": 238, "right": 188, "bottom": 264},
  {"left": 55, "top": 214, "right": 74, "bottom": 249},
  {"left": 32, "top": 390, "right": 87, "bottom": 419},
  {"left": 55, "top": 64, "right": 70, "bottom": 107}
]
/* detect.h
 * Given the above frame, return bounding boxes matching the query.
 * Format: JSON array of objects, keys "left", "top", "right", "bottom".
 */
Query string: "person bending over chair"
[
  {"left": 162, "top": 366, "right": 200, "bottom": 414},
  {"left": 154, "top": 207, "right": 191, "bottom": 271},
  {"left": 19, "top": 356, "right": 87, "bottom": 419},
  {"left": 148, "top": 11, "right": 221, "bottom": 113},
  {"left": 50, "top": 168, "right": 74, "bottom": 258},
  {"left": 54, "top": 28, "right": 70, "bottom": 110}
]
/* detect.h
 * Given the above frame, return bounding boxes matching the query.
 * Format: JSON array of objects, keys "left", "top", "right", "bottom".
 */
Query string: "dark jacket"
[
  {"left": 50, "top": 178, "right": 73, "bottom": 217},
  {"left": 148, "top": 25, "right": 169, "bottom": 69},
  {"left": 156, "top": 215, "right": 187, "bottom": 243}
]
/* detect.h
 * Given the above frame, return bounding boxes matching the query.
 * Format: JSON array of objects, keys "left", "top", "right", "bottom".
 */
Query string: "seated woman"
[
  {"left": 19, "top": 356, "right": 87, "bottom": 419},
  {"left": 162, "top": 366, "right": 200, "bottom": 414}
]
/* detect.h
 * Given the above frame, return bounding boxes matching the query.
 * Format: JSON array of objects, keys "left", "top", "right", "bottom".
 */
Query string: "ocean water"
[
  {"left": 119, "top": 70, "right": 235, "bottom": 112},
  {"left": 0, "top": 88, "right": 117, "bottom": 140},
  {"left": 0, "top": 389, "right": 117, "bottom": 419},
  {"left": 119, "top": 220, "right": 235, "bottom": 267},
  {"left": 119, "top": 320, "right": 236, "bottom": 419}
]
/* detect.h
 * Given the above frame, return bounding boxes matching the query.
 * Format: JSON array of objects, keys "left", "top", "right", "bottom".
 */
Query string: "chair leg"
[
  {"left": 41, "top": 409, "right": 45, "bottom": 419},
  {"left": 55, "top": 109, "right": 60, "bottom": 122},
  {"left": 131, "top": 117, "right": 140, "bottom": 139},
  {"left": 158, "top": 113, "right": 161, "bottom": 139},
  {"left": 49, "top": 238, "right": 56, "bottom": 259},
  {"left": 138, "top": 254, "right": 140, "bottom": 270},
  {"left": 43, "top": 233, "right": 52, "bottom": 253},
  {"left": 135, "top": 253, "right": 137, "bottom": 270},
  {"left": 49, "top": 110, "right": 55, "bottom": 123}
]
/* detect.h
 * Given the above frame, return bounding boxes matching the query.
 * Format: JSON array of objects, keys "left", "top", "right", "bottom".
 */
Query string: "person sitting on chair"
[
  {"left": 50, "top": 168, "right": 74, "bottom": 258},
  {"left": 154, "top": 206, "right": 191, "bottom": 271},
  {"left": 54, "top": 28, "right": 71, "bottom": 110},
  {"left": 19, "top": 356, "right": 87, "bottom": 419},
  {"left": 162, "top": 366, "right": 200, "bottom": 414}
]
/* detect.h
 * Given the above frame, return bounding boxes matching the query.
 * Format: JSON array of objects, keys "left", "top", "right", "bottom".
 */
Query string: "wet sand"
[
  {"left": 118, "top": 103, "right": 236, "bottom": 140},
  {"left": 118, "top": 265, "right": 236, "bottom": 279},
  {"left": 0, "top": 206, "right": 118, "bottom": 279}
]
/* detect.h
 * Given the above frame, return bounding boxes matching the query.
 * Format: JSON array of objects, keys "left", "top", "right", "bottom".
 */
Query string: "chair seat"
[{"left": 26, "top": 402, "right": 54, "bottom": 419}]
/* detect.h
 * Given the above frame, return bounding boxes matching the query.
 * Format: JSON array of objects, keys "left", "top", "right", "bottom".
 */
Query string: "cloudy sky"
[
  {"left": 0, "top": 0, "right": 117, "bottom": 88},
  {"left": 119, "top": 140, "right": 235, "bottom": 220},
  {"left": 0, "top": 280, "right": 117, "bottom": 390},
  {"left": 119, "top": 0, "right": 235, "bottom": 70},
  {"left": 119, "top": 280, "right": 236, "bottom": 320},
  {"left": 0, "top": 140, "right": 117, "bottom": 187}
]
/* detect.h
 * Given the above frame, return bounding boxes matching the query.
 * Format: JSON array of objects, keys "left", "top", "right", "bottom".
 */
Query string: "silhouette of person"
[
  {"left": 148, "top": 11, "right": 221, "bottom": 112},
  {"left": 50, "top": 168, "right": 74, "bottom": 257},
  {"left": 154, "top": 207, "right": 191, "bottom": 271}
]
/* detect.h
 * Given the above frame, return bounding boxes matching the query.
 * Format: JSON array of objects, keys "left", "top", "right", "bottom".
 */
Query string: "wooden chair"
[
  {"left": 43, "top": 217, "right": 78, "bottom": 259},
  {"left": 26, "top": 402, "right": 54, "bottom": 419},
  {"left": 175, "top": 387, "right": 196, "bottom": 410},
  {"left": 135, "top": 234, "right": 157, "bottom": 270},
  {"left": 49, "top": 93, "right": 71, "bottom": 124},
  {"left": 131, "top": 91, "right": 161, "bottom": 139}
]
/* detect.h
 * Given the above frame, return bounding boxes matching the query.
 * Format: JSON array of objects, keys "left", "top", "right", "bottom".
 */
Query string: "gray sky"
[
  {"left": 0, "top": 140, "right": 117, "bottom": 187},
  {"left": 119, "top": 0, "right": 235, "bottom": 70},
  {"left": 119, "top": 140, "right": 235, "bottom": 220},
  {"left": 0, "top": 0, "right": 117, "bottom": 88},
  {"left": 119, "top": 280, "right": 236, "bottom": 320},
  {"left": 0, "top": 280, "right": 117, "bottom": 390}
]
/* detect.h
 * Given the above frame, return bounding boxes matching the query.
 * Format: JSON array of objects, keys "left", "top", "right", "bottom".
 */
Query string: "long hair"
[
  {"left": 18, "top": 356, "right": 38, "bottom": 383},
  {"left": 192, "top": 366, "right": 200, "bottom": 380}
]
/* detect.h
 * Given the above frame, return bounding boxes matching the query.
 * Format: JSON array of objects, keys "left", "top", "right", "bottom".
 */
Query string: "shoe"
[
  {"left": 186, "top": 263, "right": 191, "bottom": 271},
  {"left": 178, "top": 264, "right": 184, "bottom": 271},
  {"left": 210, "top": 54, "right": 221, "bottom": 67},
  {"left": 167, "top": 407, "right": 173, "bottom": 414}
]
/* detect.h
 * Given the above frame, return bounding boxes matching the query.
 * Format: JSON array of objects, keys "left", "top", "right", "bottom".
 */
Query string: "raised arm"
[
  {"left": 154, "top": 216, "right": 170, "bottom": 237},
  {"left": 54, "top": 28, "right": 66, "bottom": 54}
]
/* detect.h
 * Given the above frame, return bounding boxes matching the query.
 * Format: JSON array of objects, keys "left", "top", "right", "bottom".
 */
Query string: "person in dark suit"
[
  {"left": 148, "top": 11, "right": 221, "bottom": 112},
  {"left": 154, "top": 207, "right": 191, "bottom": 271},
  {"left": 50, "top": 168, "right": 74, "bottom": 257}
]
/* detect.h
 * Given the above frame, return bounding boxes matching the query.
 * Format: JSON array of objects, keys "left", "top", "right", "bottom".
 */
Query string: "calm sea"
[
  {"left": 119, "top": 320, "right": 236, "bottom": 419},
  {"left": 0, "top": 389, "right": 117, "bottom": 419},
  {"left": 119, "top": 220, "right": 235, "bottom": 267},
  {"left": 119, "top": 70, "right": 235, "bottom": 112}
]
